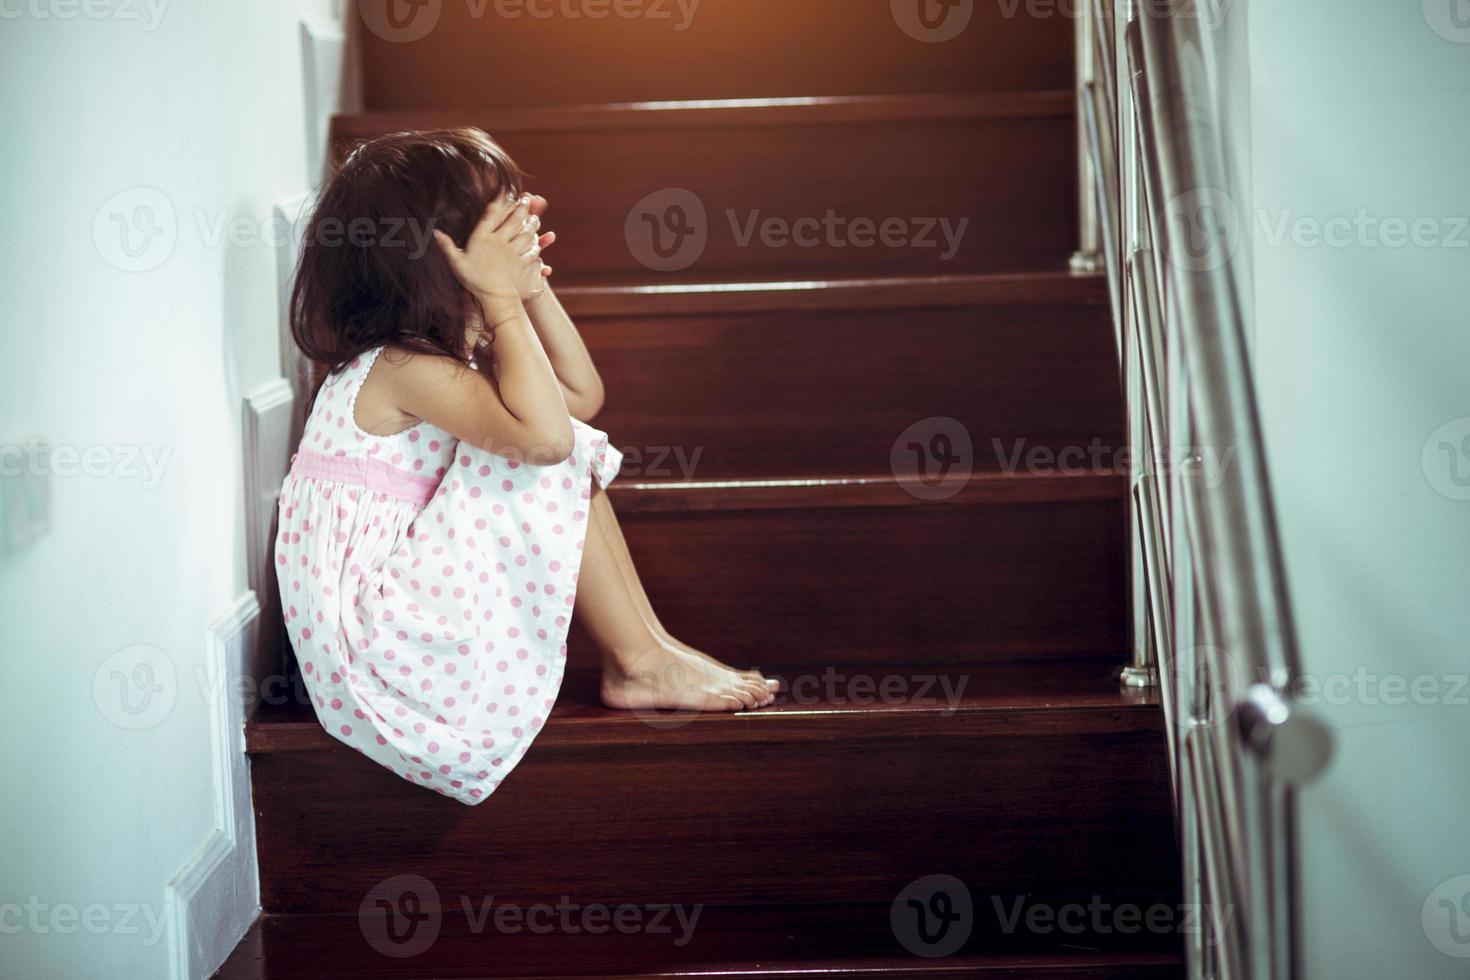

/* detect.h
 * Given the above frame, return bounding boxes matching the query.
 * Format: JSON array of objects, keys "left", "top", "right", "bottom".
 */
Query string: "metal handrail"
[
  {"left": 1074, "top": 4, "right": 1333, "bottom": 979},
  {"left": 1134, "top": 11, "right": 1295, "bottom": 692}
]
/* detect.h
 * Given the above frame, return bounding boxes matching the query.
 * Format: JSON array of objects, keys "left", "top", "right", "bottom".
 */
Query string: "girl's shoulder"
[{"left": 369, "top": 345, "right": 483, "bottom": 400}]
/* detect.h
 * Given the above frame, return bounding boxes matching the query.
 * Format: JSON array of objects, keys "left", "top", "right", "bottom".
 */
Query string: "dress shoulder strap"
[
  {"left": 339, "top": 345, "right": 386, "bottom": 423},
  {"left": 323, "top": 345, "right": 385, "bottom": 400}
]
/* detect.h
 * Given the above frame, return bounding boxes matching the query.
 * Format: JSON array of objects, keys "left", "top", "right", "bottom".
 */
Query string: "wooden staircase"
[{"left": 221, "top": 2, "right": 1180, "bottom": 976}]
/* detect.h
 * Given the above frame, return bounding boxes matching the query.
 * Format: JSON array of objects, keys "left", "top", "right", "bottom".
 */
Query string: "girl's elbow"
[
  {"left": 574, "top": 393, "right": 605, "bottom": 422},
  {"left": 568, "top": 383, "right": 606, "bottom": 422},
  {"left": 526, "top": 425, "right": 576, "bottom": 466},
  {"left": 532, "top": 444, "right": 575, "bottom": 466}
]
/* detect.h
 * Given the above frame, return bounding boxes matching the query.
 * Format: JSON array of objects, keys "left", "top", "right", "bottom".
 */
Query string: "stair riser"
[
  {"left": 335, "top": 111, "right": 1078, "bottom": 281},
  {"left": 222, "top": 913, "right": 1185, "bottom": 980},
  {"left": 569, "top": 495, "right": 1126, "bottom": 669},
  {"left": 222, "top": 904, "right": 1185, "bottom": 979},
  {"left": 577, "top": 298, "right": 1123, "bottom": 480},
  {"left": 359, "top": 0, "right": 1072, "bottom": 110},
  {"left": 253, "top": 724, "right": 1176, "bottom": 914}
]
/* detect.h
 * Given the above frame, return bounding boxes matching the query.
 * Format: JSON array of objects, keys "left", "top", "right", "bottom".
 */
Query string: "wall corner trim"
[{"left": 165, "top": 591, "right": 263, "bottom": 980}]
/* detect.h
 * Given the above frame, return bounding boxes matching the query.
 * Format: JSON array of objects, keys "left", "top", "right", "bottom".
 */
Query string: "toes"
[
  {"left": 739, "top": 680, "right": 775, "bottom": 708},
  {"left": 747, "top": 676, "right": 780, "bottom": 704},
  {"left": 740, "top": 669, "right": 782, "bottom": 697}
]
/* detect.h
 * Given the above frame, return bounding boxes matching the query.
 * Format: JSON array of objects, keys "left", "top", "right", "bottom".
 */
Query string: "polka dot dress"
[{"left": 274, "top": 347, "right": 622, "bottom": 805}]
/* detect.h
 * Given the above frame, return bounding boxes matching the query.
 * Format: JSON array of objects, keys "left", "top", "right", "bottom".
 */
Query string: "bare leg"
[
  {"left": 589, "top": 488, "right": 673, "bottom": 641},
  {"left": 577, "top": 486, "right": 777, "bottom": 711},
  {"left": 589, "top": 489, "right": 769, "bottom": 683}
]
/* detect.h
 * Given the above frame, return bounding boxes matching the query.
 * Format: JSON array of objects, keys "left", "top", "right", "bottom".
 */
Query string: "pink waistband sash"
[{"left": 290, "top": 450, "right": 439, "bottom": 506}]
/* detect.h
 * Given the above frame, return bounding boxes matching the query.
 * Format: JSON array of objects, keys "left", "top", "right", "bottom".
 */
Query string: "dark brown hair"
[{"left": 290, "top": 128, "right": 525, "bottom": 376}]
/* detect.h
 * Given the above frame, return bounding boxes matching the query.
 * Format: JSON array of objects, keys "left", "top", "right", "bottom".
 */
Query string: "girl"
[{"left": 276, "top": 128, "right": 776, "bottom": 804}]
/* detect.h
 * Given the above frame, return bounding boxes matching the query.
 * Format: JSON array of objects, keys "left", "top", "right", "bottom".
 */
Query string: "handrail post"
[{"left": 1071, "top": 0, "right": 1103, "bottom": 275}]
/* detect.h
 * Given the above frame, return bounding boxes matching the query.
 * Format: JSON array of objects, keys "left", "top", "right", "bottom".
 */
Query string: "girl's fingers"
[
  {"left": 541, "top": 265, "right": 553, "bottom": 278},
  {"left": 473, "top": 195, "right": 519, "bottom": 240},
  {"left": 527, "top": 194, "right": 549, "bottom": 217},
  {"left": 495, "top": 199, "right": 534, "bottom": 239},
  {"left": 431, "top": 230, "right": 468, "bottom": 277},
  {"left": 538, "top": 231, "right": 556, "bottom": 250},
  {"left": 513, "top": 230, "right": 539, "bottom": 255},
  {"left": 431, "top": 229, "right": 460, "bottom": 256}
]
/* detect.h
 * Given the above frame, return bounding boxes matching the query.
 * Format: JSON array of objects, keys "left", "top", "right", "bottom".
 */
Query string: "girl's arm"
[
  {"left": 523, "top": 195, "right": 605, "bottom": 420},
  {"left": 382, "top": 197, "right": 575, "bottom": 465},
  {"left": 524, "top": 284, "right": 606, "bottom": 420}
]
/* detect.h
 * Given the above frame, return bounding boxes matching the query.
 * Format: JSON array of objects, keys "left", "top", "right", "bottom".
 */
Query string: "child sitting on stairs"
[{"left": 275, "top": 127, "right": 777, "bottom": 804}]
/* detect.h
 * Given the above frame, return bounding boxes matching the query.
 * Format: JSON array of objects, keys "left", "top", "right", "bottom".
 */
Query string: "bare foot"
[
  {"left": 653, "top": 632, "right": 775, "bottom": 692},
  {"left": 601, "top": 644, "right": 779, "bottom": 713}
]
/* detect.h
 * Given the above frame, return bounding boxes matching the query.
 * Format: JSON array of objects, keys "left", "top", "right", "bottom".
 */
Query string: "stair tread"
[
  {"left": 556, "top": 270, "right": 1109, "bottom": 316},
  {"left": 334, "top": 91, "right": 1076, "bottom": 137},
  {"left": 217, "top": 903, "right": 1183, "bottom": 979},
  {"left": 335, "top": 93, "right": 1078, "bottom": 283},
  {"left": 606, "top": 469, "right": 1124, "bottom": 513},
  {"left": 247, "top": 659, "right": 1157, "bottom": 755},
  {"left": 359, "top": 0, "right": 1073, "bottom": 112}
]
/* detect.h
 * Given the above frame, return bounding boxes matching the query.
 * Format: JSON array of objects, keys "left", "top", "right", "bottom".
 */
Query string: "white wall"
[
  {"left": 0, "top": 2, "right": 337, "bottom": 976},
  {"left": 1247, "top": 2, "right": 1470, "bottom": 976}
]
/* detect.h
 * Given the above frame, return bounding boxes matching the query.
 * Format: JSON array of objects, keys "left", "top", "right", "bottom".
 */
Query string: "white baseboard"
[
  {"left": 244, "top": 378, "right": 296, "bottom": 689},
  {"left": 166, "top": 592, "right": 263, "bottom": 980},
  {"left": 301, "top": 13, "right": 359, "bottom": 185}
]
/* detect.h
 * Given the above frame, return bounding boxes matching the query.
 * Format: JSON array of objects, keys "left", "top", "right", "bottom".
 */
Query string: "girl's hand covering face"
[
  {"left": 527, "top": 194, "right": 556, "bottom": 281},
  {"left": 433, "top": 193, "right": 550, "bottom": 311}
]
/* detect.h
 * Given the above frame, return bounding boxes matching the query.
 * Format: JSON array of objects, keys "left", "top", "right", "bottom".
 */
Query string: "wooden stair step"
[
  {"left": 357, "top": 0, "right": 1074, "bottom": 111},
  {"left": 248, "top": 658, "right": 1152, "bottom": 755},
  {"left": 247, "top": 659, "right": 1177, "bottom": 914},
  {"left": 217, "top": 903, "right": 1184, "bottom": 979},
  {"left": 559, "top": 272, "right": 1121, "bottom": 482},
  {"left": 555, "top": 269, "right": 1111, "bottom": 314},
  {"left": 332, "top": 93, "right": 1079, "bottom": 282},
  {"left": 607, "top": 466, "right": 1124, "bottom": 513},
  {"left": 575, "top": 469, "right": 1126, "bottom": 667}
]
